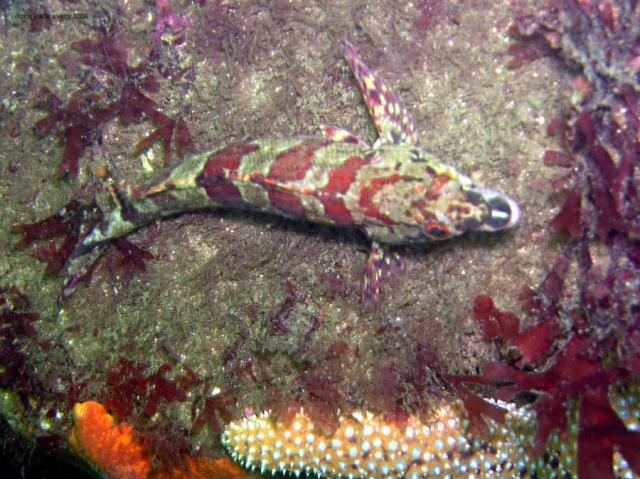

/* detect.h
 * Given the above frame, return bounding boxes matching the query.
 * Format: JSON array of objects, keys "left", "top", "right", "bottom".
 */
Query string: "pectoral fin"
[
  {"left": 362, "top": 241, "right": 404, "bottom": 308},
  {"left": 343, "top": 42, "right": 419, "bottom": 147}
]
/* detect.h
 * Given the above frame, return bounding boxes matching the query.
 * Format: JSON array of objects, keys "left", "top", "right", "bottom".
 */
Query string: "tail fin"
[
  {"left": 60, "top": 236, "right": 111, "bottom": 301},
  {"left": 12, "top": 188, "right": 154, "bottom": 301},
  {"left": 11, "top": 199, "right": 104, "bottom": 300}
]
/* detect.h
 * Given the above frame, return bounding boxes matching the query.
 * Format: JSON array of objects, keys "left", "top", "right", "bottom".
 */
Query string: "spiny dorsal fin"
[{"left": 343, "top": 42, "right": 419, "bottom": 147}]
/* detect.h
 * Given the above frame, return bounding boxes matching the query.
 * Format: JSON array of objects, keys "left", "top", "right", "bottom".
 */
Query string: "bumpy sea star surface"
[{"left": 222, "top": 392, "right": 640, "bottom": 479}]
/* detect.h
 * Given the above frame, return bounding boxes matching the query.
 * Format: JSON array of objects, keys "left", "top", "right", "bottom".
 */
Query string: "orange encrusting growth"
[
  {"left": 154, "top": 456, "right": 259, "bottom": 479},
  {"left": 70, "top": 401, "right": 152, "bottom": 479},
  {"left": 70, "top": 401, "right": 259, "bottom": 479}
]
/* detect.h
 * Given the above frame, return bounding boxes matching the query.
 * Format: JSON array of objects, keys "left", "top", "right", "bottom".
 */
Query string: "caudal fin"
[
  {"left": 12, "top": 193, "right": 154, "bottom": 301},
  {"left": 11, "top": 199, "right": 103, "bottom": 300}
]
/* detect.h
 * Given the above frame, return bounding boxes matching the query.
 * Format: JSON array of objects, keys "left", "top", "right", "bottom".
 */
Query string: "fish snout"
[{"left": 470, "top": 188, "right": 521, "bottom": 232}]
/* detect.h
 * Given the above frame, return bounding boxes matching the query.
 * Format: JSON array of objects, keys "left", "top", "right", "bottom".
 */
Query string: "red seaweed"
[
  {"left": 270, "top": 280, "right": 299, "bottom": 334},
  {"left": 35, "top": 27, "right": 196, "bottom": 177},
  {"left": 101, "top": 357, "right": 196, "bottom": 420},
  {"left": 453, "top": 3, "right": 640, "bottom": 475},
  {"left": 0, "top": 287, "right": 41, "bottom": 398},
  {"left": 412, "top": 1, "right": 457, "bottom": 31},
  {"left": 12, "top": 199, "right": 155, "bottom": 291},
  {"left": 113, "top": 238, "right": 156, "bottom": 276},
  {"left": 34, "top": 88, "right": 117, "bottom": 178},
  {"left": 192, "top": 391, "right": 236, "bottom": 435},
  {"left": 543, "top": 150, "right": 574, "bottom": 168},
  {"left": 549, "top": 187, "right": 581, "bottom": 237},
  {"left": 472, "top": 295, "right": 520, "bottom": 341},
  {"left": 154, "top": 0, "right": 192, "bottom": 44},
  {"left": 11, "top": 200, "right": 85, "bottom": 275}
]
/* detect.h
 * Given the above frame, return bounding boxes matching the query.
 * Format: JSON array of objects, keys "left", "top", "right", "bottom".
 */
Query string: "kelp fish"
[{"left": 26, "top": 42, "right": 520, "bottom": 304}]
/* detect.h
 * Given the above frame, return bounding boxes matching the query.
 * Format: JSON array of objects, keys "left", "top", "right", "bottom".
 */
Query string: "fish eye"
[{"left": 424, "top": 223, "right": 450, "bottom": 239}]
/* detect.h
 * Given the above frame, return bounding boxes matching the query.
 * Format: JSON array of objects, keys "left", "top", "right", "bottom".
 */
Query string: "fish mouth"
[{"left": 468, "top": 188, "right": 521, "bottom": 232}]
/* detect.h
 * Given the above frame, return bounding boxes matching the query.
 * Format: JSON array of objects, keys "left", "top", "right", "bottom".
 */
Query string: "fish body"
[{"left": 59, "top": 43, "right": 520, "bottom": 302}]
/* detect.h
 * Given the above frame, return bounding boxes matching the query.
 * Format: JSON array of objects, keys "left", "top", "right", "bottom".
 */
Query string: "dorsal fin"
[
  {"left": 320, "top": 124, "right": 370, "bottom": 147},
  {"left": 343, "top": 42, "right": 419, "bottom": 147}
]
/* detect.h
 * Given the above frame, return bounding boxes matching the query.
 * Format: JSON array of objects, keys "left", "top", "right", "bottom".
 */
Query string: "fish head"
[{"left": 413, "top": 180, "right": 520, "bottom": 241}]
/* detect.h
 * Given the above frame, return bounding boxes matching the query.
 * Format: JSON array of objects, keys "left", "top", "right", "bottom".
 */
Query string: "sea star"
[{"left": 222, "top": 393, "right": 639, "bottom": 479}]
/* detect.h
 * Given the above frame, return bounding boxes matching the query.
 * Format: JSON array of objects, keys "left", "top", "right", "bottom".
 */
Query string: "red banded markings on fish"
[
  {"left": 253, "top": 140, "right": 332, "bottom": 218},
  {"left": 192, "top": 139, "right": 310, "bottom": 212},
  {"left": 232, "top": 140, "right": 323, "bottom": 218},
  {"left": 239, "top": 146, "right": 371, "bottom": 226},
  {"left": 315, "top": 156, "right": 371, "bottom": 226},
  {"left": 195, "top": 143, "right": 260, "bottom": 208},
  {"left": 357, "top": 174, "right": 407, "bottom": 226},
  {"left": 266, "top": 140, "right": 325, "bottom": 182},
  {"left": 134, "top": 138, "right": 371, "bottom": 224},
  {"left": 193, "top": 138, "right": 375, "bottom": 224}
]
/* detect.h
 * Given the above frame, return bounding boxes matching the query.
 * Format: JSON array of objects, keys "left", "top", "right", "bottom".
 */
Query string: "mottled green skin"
[{"left": 78, "top": 139, "right": 487, "bottom": 245}]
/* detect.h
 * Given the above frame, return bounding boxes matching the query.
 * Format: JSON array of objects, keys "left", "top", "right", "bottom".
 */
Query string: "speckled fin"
[
  {"left": 320, "top": 124, "right": 370, "bottom": 148},
  {"left": 362, "top": 241, "right": 404, "bottom": 307},
  {"left": 343, "top": 42, "right": 419, "bottom": 147}
]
